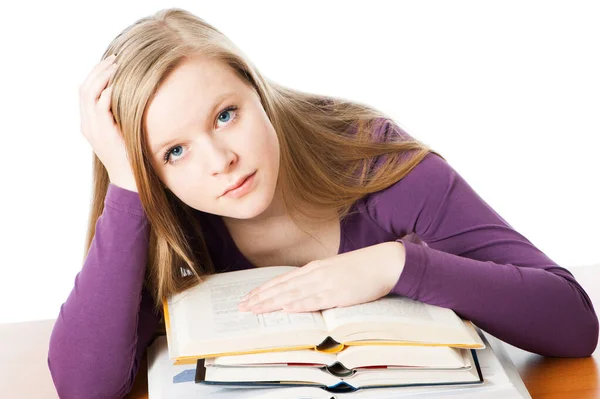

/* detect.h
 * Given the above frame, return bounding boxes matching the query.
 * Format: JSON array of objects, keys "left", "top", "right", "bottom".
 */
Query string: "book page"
[
  {"left": 168, "top": 266, "right": 327, "bottom": 346},
  {"left": 322, "top": 295, "right": 461, "bottom": 328},
  {"left": 320, "top": 295, "right": 468, "bottom": 343},
  {"left": 210, "top": 277, "right": 325, "bottom": 334}
]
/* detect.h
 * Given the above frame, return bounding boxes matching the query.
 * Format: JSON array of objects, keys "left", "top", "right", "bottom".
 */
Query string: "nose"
[{"left": 205, "top": 139, "right": 238, "bottom": 176}]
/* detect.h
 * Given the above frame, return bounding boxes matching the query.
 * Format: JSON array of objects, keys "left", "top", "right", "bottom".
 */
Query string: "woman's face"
[{"left": 145, "top": 56, "right": 280, "bottom": 221}]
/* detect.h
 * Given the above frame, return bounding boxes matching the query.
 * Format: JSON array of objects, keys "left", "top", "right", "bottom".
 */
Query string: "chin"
[
  {"left": 228, "top": 206, "right": 263, "bottom": 220},
  {"left": 223, "top": 191, "right": 273, "bottom": 220}
]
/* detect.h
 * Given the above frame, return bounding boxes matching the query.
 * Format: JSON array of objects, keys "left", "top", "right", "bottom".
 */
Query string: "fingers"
[
  {"left": 239, "top": 271, "right": 323, "bottom": 313},
  {"left": 79, "top": 55, "right": 119, "bottom": 141},
  {"left": 240, "top": 278, "right": 301, "bottom": 309},
  {"left": 244, "top": 284, "right": 306, "bottom": 313},
  {"left": 241, "top": 262, "right": 323, "bottom": 301},
  {"left": 245, "top": 287, "right": 334, "bottom": 314},
  {"left": 97, "top": 85, "right": 114, "bottom": 114},
  {"left": 79, "top": 54, "right": 119, "bottom": 109},
  {"left": 96, "top": 63, "right": 119, "bottom": 102},
  {"left": 282, "top": 291, "right": 334, "bottom": 313}
]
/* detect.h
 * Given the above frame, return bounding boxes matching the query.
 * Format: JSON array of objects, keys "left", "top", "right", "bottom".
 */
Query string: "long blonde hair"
[{"left": 84, "top": 7, "right": 444, "bottom": 313}]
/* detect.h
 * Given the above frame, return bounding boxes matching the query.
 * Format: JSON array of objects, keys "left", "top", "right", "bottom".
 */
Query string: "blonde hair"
[{"left": 84, "top": 7, "right": 444, "bottom": 313}]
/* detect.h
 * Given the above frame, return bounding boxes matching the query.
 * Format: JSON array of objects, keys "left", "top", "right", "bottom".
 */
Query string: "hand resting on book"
[{"left": 238, "top": 241, "right": 406, "bottom": 314}]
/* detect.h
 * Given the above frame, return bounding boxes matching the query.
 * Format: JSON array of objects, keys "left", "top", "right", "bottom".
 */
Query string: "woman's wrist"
[{"left": 381, "top": 241, "right": 406, "bottom": 294}]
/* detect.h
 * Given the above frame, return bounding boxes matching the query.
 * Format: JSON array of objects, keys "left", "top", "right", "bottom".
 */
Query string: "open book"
[{"left": 163, "top": 266, "right": 485, "bottom": 365}]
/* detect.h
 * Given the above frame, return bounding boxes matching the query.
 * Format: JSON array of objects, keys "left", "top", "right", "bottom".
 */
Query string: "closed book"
[{"left": 206, "top": 344, "right": 469, "bottom": 370}]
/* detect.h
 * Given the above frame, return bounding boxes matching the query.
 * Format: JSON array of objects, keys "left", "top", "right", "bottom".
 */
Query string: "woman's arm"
[
  {"left": 47, "top": 183, "right": 162, "bottom": 398},
  {"left": 370, "top": 150, "right": 598, "bottom": 357}
]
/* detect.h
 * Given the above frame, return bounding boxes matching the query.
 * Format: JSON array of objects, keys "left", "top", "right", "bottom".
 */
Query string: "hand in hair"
[
  {"left": 79, "top": 53, "right": 138, "bottom": 192},
  {"left": 238, "top": 241, "right": 406, "bottom": 314}
]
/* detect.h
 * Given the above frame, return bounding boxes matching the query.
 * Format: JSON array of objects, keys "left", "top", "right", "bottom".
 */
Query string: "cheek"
[
  {"left": 243, "top": 118, "right": 279, "bottom": 161},
  {"left": 167, "top": 179, "right": 214, "bottom": 212},
  {"left": 156, "top": 162, "right": 202, "bottom": 200},
  {"left": 261, "top": 124, "right": 280, "bottom": 162},
  {"left": 269, "top": 134, "right": 280, "bottom": 170}
]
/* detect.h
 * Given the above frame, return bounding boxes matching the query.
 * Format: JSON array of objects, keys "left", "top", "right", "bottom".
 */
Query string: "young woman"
[{"left": 47, "top": 7, "right": 598, "bottom": 399}]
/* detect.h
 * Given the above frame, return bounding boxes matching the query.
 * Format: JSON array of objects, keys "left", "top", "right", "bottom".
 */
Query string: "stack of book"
[
  {"left": 197, "top": 343, "right": 483, "bottom": 392},
  {"left": 162, "top": 266, "right": 488, "bottom": 394},
  {"left": 147, "top": 329, "right": 532, "bottom": 398}
]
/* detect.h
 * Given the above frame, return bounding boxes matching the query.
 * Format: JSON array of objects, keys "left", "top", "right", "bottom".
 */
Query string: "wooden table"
[{"left": 1, "top": 265, "right": 598, "bottom": 399}]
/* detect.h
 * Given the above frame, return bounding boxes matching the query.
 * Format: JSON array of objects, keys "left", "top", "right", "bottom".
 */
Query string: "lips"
[{"left": 222, "top": 171, "right": 255, "bottom": 196}]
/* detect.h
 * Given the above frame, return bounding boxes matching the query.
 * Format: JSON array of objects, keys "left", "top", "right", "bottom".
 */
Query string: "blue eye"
[
  {"left": 217, "top": 105, "right": 239, "bottom": 126},
  {"left": 162, "top": 104, "right": 240, "bottom": 165},
  {"left": 163, "top": 145, "right": 184, "bottom": 165},
  {"left": 219, "top": 110, "right": 232, "bottom": 123}
]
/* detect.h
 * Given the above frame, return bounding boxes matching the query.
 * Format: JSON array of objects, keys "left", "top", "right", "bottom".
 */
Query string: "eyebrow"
[{"left": 151, "top": 91, "right": 236, "bottom": 156}]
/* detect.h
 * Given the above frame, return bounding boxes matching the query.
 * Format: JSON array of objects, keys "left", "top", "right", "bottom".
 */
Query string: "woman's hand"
[
  {"left": 79, "top": 53, "right": 138, "bottom": 192},
  {"left": 238, "top": 241, "right": 406, "bottom": 313}
]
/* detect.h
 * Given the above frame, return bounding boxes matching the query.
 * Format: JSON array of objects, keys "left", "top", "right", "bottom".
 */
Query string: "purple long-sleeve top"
[{"left": 47, "top": 119, "right": 599, "bottom": 398}]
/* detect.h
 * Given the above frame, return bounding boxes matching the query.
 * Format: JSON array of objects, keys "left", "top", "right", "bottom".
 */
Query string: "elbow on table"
[
  {"left": 576, "top": 312, "right": 599, "bottom": 357},
  {"left": 47, "top": 351, "right": 137, "bottom": 399},
  {"left": 550, "top": 307, "right": 599, "bottom": 358}
]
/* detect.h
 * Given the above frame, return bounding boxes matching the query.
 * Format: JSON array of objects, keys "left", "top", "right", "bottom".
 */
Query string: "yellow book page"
[
  {"left": 163, "top": 266, "right": 329, "bottom": 360},
  {"left": 321, "top": 296, "right": 484, "bottom": 348}
]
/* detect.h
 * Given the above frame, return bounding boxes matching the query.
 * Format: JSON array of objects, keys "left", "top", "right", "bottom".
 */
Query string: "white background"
[{"left": 1, "top": 0, "right": 598, "bottom": 324}]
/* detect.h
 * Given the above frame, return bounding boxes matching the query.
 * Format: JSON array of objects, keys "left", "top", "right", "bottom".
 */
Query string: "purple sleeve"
[
  {"left": 368, "top": 151, "right": 599, "bottom": 357},
  {"left": 47, "top": 183, "right": 162, "bottom": 398}
]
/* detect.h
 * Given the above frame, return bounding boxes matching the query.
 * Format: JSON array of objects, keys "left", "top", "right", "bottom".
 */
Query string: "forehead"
[{"left": 144, "top": 57, "right": 243, "bottom": 139}]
